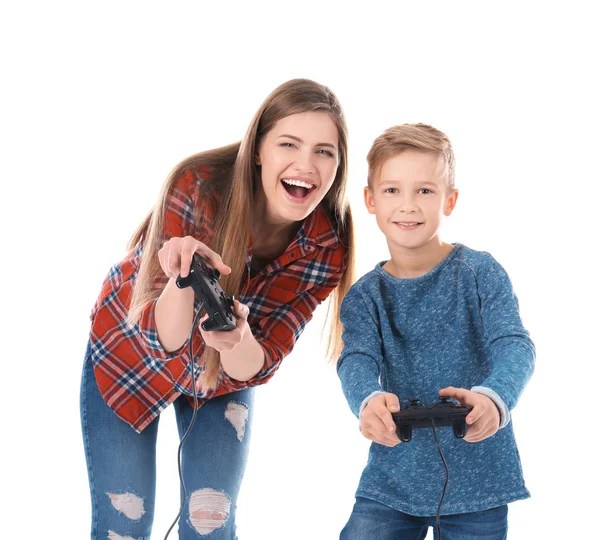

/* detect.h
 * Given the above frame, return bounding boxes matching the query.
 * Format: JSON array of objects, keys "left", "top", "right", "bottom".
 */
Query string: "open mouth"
[{"left": 281, "top": 178, "right": 315, "bottom": 200}]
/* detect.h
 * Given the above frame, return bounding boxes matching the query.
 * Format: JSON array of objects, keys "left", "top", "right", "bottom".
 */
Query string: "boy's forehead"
[{"left": 375, "top": 150, "right": 444, "bottom": 185}]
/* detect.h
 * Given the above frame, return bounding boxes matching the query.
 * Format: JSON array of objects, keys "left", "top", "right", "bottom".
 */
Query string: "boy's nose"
[{"left": 397, "top": 195, "right": 418, "bottom": 212}]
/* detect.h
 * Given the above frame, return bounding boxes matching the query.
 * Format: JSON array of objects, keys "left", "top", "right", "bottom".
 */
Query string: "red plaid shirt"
[{"left": 89, "top": 166, "right": 348, "bottom": 432}]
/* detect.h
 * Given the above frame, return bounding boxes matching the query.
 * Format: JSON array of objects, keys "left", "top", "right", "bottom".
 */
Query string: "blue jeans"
[
  {"left": 340, "top": 497, "right": 508, "bottom": 540},
  {"left": 80, "top": 349, "right": 254, "bottom": 539}
]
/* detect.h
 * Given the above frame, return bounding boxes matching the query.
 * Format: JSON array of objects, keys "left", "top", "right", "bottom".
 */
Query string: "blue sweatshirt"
[{"left": 337, "top": 243, "right": 535, "bottom": 516}]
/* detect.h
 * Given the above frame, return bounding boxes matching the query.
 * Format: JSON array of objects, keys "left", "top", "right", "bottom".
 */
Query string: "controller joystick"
[
  {"left": 176, "top": 254, "right": 236, "bottom": 332},
  {"left": 392, "top": 396, "right": 472, "bottom": 442}
]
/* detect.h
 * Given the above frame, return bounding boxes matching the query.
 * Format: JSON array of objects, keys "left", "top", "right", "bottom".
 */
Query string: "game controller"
[
  {"left": 175, "top": 253, "right": 236, "bottom": 332},
  {"left": 392, "top": 397, "right": 472, "bottom": 442}
]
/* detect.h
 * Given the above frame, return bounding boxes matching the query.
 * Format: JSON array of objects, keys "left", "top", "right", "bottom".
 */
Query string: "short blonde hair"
[{"left": 367, "top": 123, "right": 456, "bottom": 189}]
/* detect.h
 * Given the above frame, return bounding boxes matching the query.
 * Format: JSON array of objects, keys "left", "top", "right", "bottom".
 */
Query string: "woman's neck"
[
  {"left": 251, "top": 195, "right": 302, "bottom": 259},
  {"left": 252, "top": 220, "right": 301, "bottom": 257}
]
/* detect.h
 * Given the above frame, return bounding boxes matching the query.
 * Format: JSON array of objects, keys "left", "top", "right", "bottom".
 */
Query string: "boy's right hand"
[
  {"left": 158, "top": 236, "right": 232, "bottom": 279},
  {"left": 359, "top": 393, "right": 401, "bottom": 447}
]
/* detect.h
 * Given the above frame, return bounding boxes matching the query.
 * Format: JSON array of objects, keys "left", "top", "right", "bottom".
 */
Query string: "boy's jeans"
[
  {"left": 80, "top": 347, "right": 254, "bottom": 540},
  {"left": 340, "top": 496, "right": 508, "bottom": 540}
]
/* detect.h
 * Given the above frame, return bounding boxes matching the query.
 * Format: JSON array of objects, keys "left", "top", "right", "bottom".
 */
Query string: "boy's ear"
[
  {"left": 364, "top": 186, "right": 376, "bottom": 214},
  {"left": 444, "top": 189, "right": 459, "bottom": 216}
]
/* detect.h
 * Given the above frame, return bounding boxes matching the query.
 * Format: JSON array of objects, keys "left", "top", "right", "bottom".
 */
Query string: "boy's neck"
[{"left": 384, "top": 239, "right": 455, "bottom": 279}]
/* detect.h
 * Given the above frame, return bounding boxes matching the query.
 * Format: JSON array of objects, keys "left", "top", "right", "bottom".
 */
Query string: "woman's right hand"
[{"left": 157, "top": 236, "right": 232, "bottom": 279}]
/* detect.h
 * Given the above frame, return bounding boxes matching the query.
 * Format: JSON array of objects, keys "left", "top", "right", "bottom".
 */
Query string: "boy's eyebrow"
[
  {"left": 378, "top": 179, "right": 440, "bottom": 187},
  {"left": 277, "top": 134, "right": 338, "bottom": 151}
]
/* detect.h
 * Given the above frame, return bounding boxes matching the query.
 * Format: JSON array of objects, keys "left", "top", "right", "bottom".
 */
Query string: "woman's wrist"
[
  {"left": 219, "top": 322, "right": 265, "bottom": 381},
  {"left": 155, "top": 278, "right": 195, "bottom": 352}
]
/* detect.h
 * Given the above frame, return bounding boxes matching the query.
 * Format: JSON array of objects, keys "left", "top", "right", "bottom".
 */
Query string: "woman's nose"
[{"left": 293, "top": 151, "right": 316, "bottom": 174}]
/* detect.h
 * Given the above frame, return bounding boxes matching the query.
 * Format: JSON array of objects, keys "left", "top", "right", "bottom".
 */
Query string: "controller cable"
[
  {"left": 164, "top": 301, "right": 205, "bottom": 540},
  {"left": 430, "top": 419, "right": 449, "bottom": 540}
]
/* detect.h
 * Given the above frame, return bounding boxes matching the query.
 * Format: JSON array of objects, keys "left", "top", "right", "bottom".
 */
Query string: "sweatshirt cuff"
[
  {"left": 357, "top": 390, "right": 386, "bottom": 431},
  {"left": 359, "top": 391, "right": 386, "bottom": 416},
  {"left": 470, "top": 386, "right": 511, "bottom": 429}
]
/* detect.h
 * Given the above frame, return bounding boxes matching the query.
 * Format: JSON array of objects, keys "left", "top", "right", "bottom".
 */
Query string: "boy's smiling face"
[{"left": 364, "top": 149, "right": 458, "bottom": 251}]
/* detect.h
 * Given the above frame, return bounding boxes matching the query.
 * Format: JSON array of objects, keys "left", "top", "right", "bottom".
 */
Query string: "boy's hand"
[
  {"left": 359, "top": 393, "right": 401, "bottom": 447},
  {"left": 438, "top": 387, "right": 500, "bottom": 443}
]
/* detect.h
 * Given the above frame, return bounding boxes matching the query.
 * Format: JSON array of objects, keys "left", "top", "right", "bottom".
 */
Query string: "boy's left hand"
[{"left": 438, "top": 387, "right": 500, "bottom": 443}]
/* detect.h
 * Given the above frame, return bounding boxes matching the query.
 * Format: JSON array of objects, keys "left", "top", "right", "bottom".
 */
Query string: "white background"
[{"left": 2, "top": 2, "right": 599, "bottom": 539}]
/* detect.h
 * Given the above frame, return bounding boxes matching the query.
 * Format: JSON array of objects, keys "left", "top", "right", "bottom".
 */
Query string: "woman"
[{"left": 80, "top": 78, "right": 355, "bottom": 539}]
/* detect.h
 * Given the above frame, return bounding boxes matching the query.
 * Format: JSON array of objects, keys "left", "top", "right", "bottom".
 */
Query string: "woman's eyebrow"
[{"left": 277, "top": 134, "right": 337, "bottom": 150}]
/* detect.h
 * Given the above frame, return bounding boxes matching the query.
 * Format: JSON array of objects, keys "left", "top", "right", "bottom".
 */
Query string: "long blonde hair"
[{"left": 128, "top": 79, "right": 355, "bottom": 389}]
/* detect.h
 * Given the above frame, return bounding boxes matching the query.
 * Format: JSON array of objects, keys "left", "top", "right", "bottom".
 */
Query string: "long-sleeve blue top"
[{"left": 337, "top": 243, "right": 535, "bottom": 516}]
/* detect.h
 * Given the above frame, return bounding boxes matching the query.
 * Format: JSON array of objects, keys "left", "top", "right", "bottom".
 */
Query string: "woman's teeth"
[{"left": 282, "top": 178, "right": 314, "bottom": 190}]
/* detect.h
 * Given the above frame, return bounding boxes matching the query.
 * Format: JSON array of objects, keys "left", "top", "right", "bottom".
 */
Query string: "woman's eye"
[
  {"left": 280, "top": 142, "right": 296, "bottom": 148},
  {"left": 316, "top": 149, "right": 335, "bottom": 157}
]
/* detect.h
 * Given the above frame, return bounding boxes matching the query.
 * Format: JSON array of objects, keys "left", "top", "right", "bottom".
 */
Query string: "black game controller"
[
  {"left": 392, "top": 397, "right": 472, "bottom": 442},
  {"left": 176, "top": 253, "right": 236, "bottom": 332}
]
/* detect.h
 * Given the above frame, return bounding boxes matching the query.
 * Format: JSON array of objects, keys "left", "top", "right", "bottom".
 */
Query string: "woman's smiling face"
[{"left": 256, "top": 110, "right": 340, "bottom": 226}]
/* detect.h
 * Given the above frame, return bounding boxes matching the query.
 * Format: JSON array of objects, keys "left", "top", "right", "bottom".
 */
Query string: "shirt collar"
[{"left": 298, "top": 204, "right": 340, "bottom": 250}]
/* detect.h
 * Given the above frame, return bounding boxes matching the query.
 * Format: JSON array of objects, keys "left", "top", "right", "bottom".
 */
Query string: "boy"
[{"left": 337, "top": 124, "right": 535, "bottom": 539}]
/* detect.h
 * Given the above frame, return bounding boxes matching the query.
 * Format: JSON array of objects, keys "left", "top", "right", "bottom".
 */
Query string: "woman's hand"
[
  {"left": 359, "top": 392, "right": 402, "bottom": 447},
  {"left": 158, "top": 236, "right": 231, "bottom": 279},
  {"left": 199, "top": 299, "right": 250, "bottom": 353},
  {"left": 438, "top": 386, "right": 500, "bottom": 443}
]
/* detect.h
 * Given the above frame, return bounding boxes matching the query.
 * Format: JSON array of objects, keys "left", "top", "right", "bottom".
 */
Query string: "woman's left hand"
[
  {"left": 199, "top": 299, "right": 250, "bottom": 352},
  {"left": 438, "top": 386, "right": 500, "bottom": 443}
]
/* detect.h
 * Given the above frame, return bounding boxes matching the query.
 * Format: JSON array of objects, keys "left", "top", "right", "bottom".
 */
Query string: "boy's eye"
[
  {"left": 418, "top": 188, "right": 433, "bottom": 194},
  {"left": 383, "top": 188, "right": 398, "bottom": 194}
]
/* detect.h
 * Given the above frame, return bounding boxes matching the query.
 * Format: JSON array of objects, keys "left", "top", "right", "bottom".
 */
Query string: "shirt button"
[{"left": 290, "top": 252, "right": 296, "bottom": 259}]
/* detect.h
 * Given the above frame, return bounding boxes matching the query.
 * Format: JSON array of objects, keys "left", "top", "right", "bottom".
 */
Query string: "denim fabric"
[
  {"left": 341, "top": 497, "right": 508, "bottom": 540},
  {"left": 80, "top": 345, "right": 254, "bottom": 539}
]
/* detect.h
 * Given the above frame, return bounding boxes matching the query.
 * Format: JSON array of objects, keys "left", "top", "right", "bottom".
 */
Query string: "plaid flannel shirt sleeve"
[
  {"left": 91, "top": 170, "right": 199, "bottom": 362},
  {"left": 220, "top": 261, "right": 346, "bottom": 391},
  {"left": 137, "top": 170, "right": 200, "bottom": 360}
]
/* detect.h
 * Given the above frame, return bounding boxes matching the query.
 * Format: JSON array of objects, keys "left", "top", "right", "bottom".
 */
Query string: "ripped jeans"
[{"left": 80, "top": 348, "right": 254, "bottom": 540}]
